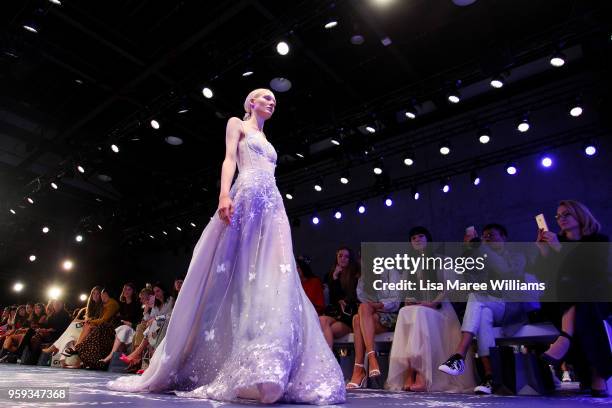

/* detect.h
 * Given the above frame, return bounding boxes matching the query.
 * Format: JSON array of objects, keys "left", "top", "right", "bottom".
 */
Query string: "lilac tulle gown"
[{"left": 107, "top": 125, "right": 346, "bottom": 405}]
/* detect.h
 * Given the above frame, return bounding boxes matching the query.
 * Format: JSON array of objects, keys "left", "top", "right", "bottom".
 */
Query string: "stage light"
[
  {"left": 440, "top": 179, "right": 450, "bottom": 193},
  {"left": 506, "top": 163, "right": 518, "bottom": 175},
  {"left": 540, "top": 155, "right": 553, "bottom": 168},
  {"left": 311, "top": 215, "right": 320, "bottom": 225},
  {"left": 569, "top": 105, "right": 583, "bottom": 117},
  {"left": 334, "top": 210, "right": 342, "bottom": 220},
  {"left": 47, "top": 286, "right": 62, "bottom": 300},
  {"left": 517, "top": 118, "right": 530, "bottom": 132},
  {"left": 176, "top": 226, "right": 182, "bottom": 232},
  {"left": 447, "top": 91, "right": 461, "bottom": 104},
  {"left": 285, "top": 189, "right": 294, "bottom": 200},
  {"left": 439, "top": 141, "right": 451, "bottom": 155},
  {"left": 365, "top": 126, "right": 376, "bottom": 134},
  {"left": 478, "top": 128, "right": 491, "bottom": 144},
  {"left": 42, "top": 226, "right": 50, "bottom": 233},
  {"left": 384, "top": 196, "right": 393, "bottom": 207},
  {"left": 23, "top": 23, "right": 38, "bottom": 34},
  {"left": 150, "top": 119, "right": 160, "bottom": 129},
  {"left": 403, "top": 157, "right": 414, "bottom": 166},
  {"left": 29, "top": 255, "right": 36, "bottom": 262},
  {"left": 584, "top": 141, "right": 597, "bottom": 156},
  {"left": 165, "top": 136, "right": 183, "bottom": 145},
  {"left": 111, "top": 144, "right": 120, "bottom": 153},
  {"left": 75, "top": 234, "right": 83, "bottom": 243},
  {"left": 242, "top": 71, "right": 254, "bottom": 77},
  {"left": 411, "top": 187, "right": 420, "bottom": 200},
  {"left": 405, "top": 106, "right": 417, "bottom": 119},
  {"left": 340, "top": 172, "right": 350, "bottom": 184},
  {"left": 49, "top": 0, "right": 62, "bottom": 4},
  {"left": 77, "top": 165, "right": 85, "bottom": 173},
  {"left": 357, "top": 203, "right": 366, "bottom": 214},
  {"left": 470, "top": 171, "right": 481, "bottom": 186},
  {"left": 149, "top": 234, "right": 155, "bottom": 239},
  {"left": 190, "top": 222, "right": 196, "bottom": 227},
  {"left": 550, "top": 51, "right": 566, "bottom": 67},
  {"left": 324, "top": 20, "right": 338, "bottom": 29},
  {"left": 79, "top": 294, "right": 87, "bottom": 302},
  {"left": 330, "top": 138, "right": 340, "bottom": 146},
  {"left": 202, "top": 87, "right": 214, "bottom": 99},
  {"left": 13, "top": 282, "right": 24, "bottom": 292},
  {"left": 97, "top": 225, "right": 103, "bottom": 230},
  {"left": 62, "top": 260, "right": 74, "bottom": 271},
  {"left": 314, "top": 184, "right": 322, "bottom": 192},
  {"left": 373, "top": 166, "right": 383, "bottom": 175},
  {"left": 162, "top": 231, "right": 168, "bottom": 236},
  {"left": 490, "top": 76, "right": 504, "bottom": 89},
  {"left": 27, "top": 197, "right": 34, "bottom": 204},
  {"left": 50, "top": 182, "right": 58, "bottom": 189},
  {"left": 276, "top": 41, "right": 290, "bottom": 55},
  {"left": 295, "top": 152, "right": 304, "bottom": 159}
]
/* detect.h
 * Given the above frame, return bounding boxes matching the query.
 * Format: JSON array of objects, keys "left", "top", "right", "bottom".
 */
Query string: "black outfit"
[
  {"left": 118, "top": 300, "right": 143, "bottom": 328},
  {"left": 535, "top": 233, "right": 612, "bottom": 381},
  {"left": 324, "top": 272, "right": 359, "bottom": 327}
]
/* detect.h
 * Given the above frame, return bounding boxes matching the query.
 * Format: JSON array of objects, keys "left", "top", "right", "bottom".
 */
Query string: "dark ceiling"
[{"left": 1, "top": 0, "right": 611, "bottom": 276}]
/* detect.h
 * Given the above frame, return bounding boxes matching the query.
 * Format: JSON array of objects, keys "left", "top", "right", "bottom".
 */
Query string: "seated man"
[{"left": 438, "top": 223, "right": 535, "bottom": 395}]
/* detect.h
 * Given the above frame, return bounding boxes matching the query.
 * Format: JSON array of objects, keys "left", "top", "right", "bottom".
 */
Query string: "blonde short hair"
[
  {"left": 243, "top": 88, "right": 273, "bottom": 120},
  {"left": 558, "top": 199, "right": 601, "bottom": 237}
]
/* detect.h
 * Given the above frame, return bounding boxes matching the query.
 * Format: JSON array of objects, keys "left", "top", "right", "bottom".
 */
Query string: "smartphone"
[{"left": 535, "top": 213, "right": 549, "bottom": 231}]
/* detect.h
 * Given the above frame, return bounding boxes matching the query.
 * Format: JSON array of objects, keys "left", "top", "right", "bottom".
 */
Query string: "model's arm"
[{"left": 218, "top": 117, "right": 242, "bottom": 224}]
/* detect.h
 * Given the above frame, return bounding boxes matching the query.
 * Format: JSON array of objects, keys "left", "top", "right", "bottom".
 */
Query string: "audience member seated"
[
  {"left": 438, "top": 223, "right": 534, "bottom": 395},
  {"left": 42, "top": 286, "right": 103, "bottom": 356},
  {"left": 99, "top": 282, "right": 142, "bottom": 365},
  {"left": 28, "top": 300, "right": 71, "bottom": 362},
  {"left": 319, "top": 246, "right": 361, "bottom": 348},
  {"left": 534, "top": 200, "right": 611, "bottom": 397},
  {"left": 346, "top": 241, "right": 404, "bottom": 389},
  {"left": 170, "top": 276, "right": 184, "bottom": 301},
  {"left": 0, "top": 306, "right": 29, "bottom": 361},
  {"left": 297, "top": 258, "right": 325, "bottom": 314},
  {"left": 67, "top": 288, "right": 120, "bottom": 369},
  {"left": 386, "top": 226, "right": 475, "bottom": 392},
  {"left": 121, "top": 282, "right": 174, "bottom": 370},
  {"left": 2, "top": 303, "right": 46, "bottom": 357}
]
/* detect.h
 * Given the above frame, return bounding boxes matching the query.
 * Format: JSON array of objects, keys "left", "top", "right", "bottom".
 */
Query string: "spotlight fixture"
[
  {"left": 276, "top": 41, "right": 290, "bottom": 55},
  {"left": 517, "top": 115, "right": 530, "bottom": 132},
  {"left": 440, "top": 179, "right": 450, "bottom": 193},
  {"left": 242, "top": 70, "right": 254, "bottom": 77},
  {"left": 202, "top": 87, "right": 214, "bottom": 99},
  {"left": 150, "top": 119, "right": 160, "bottom": 129},
  {"left": 9, "top": 209, "right": 16, "bottom": 215},
  {"left": 97, "top": 225, "right": 103, "bottom": 230},
  {"left": 42, "top": 226, "right": 50, "bottom": 234},
  {"left": 13, "top": 282, "right": 24, "bottom": 292},
  {"left": 285, "top": 189, "right": 294, "bottom": 200},
  {"left": 162, "top": 231, "right": 168, "bottom": 236},
  {"left": 75, "top": 234, "right": 83, "bottom": 243},
  {"left": 50, "top": 182, "right": 59, "bottom": 189},
  {"left": 569, "top": 99, "right": 583, "bottom": 117},
  {"left": 490, "top": 76, "right": 504, "bottom": 89},
  {"left": 77, "top": 165, "right": 85, "bottom": 173},
  {"left": 324, "top": 20, "right": 338, "bottom": 29},
  {"left": 365, "top": 126, "right": 376, "bottom": 134},
  {"left": 295, "top": 152, "right": 305, "bottom": 159},
  {"left": 505, "top": 162, "right": 518, "bottom": 175},
  {"left": 190, "top": 222, "right": 196, "bottom": 227},
  {"left": 22, "top": 23, "right": 38, "bottom": 34},
  {"left": 339, "top": 171, "right": 350, "bottom": 185},
  {"left": 549, "top": 51, "right": 566, "bottom": 67},
  {"left": 470, "top": 171, "right": 481, "bottom": 186},
  {"left": 584, "top": 140, "right": 597, "bottom": 157},
  {"left": 311, "top": 214, "right": 320, "bottom": 225},
  {"left": 49, "top": 0, "right": 62, "bottom": 5},
  {"left": 478, "top": 128, "right": 491, "bottom": 144},
  {"left": 176, "top": 226, "right": 182, "bottom": 232},
  {"left": 29, "top": 255, "right": 36, "bottom": 262},
  {"left": 357, "top": 202, "right": 366, "bottom": 214},
  {"left": 384, "top": 196, "right": 393, "bottom": 207},
  {"left": 405, "top": 102, "right": 418, "bottom": 119},
  {"left": 373, "top": 165, "right": 383, "bottom": 175},
  {"left": 111, "top": 144, "right": 120, "bottom": 153},
  {"left": 47, "top": 286, "right": 62, "bottom": 300},
  {"left": 540, "top": 155, "right": 553, "bottom": 168},
  {"left": 330, "top": 138, "right": 341, "bottom": 146},
  {"left": 79, "top": 294, "right": 87, "bottom": 301},
  {"left": 27, "top": 197, "right": 34, "bottom": 204},
  {"left": 314, "top": 182, "right": 323, "bottom": 192},
  {"left": 411, "top": 186, "right": 420, "bottom": 200},
  {"left": 447, "top": 91, "right": 461, "bottom": 104},
  {"left": 62, "top": 259, "right": 74, "bottom": 271},
  {"left": 403, "top": 153, "right": 414, "bottom": 166},
  {"left": 439, "top": 141, "right": 451, "bottom": 155},
  {"left": 334, "top": 210, "right": 342, "bottom": 220}
]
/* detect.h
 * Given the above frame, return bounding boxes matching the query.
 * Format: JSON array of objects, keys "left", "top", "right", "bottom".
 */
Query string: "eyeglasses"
[{"left": 555, "top": 212, "right": 573, "bottom": 220}]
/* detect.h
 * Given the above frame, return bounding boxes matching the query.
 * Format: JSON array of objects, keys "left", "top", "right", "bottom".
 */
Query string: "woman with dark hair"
[
  {"left": 536, "top": 200, "right": 611, "bottom": 397},
  {"left": 319, "top": 246, "right": 361, "bottom": 348},
  {"left": 170, "top": 276, "right": 184, "bottom": 301},
  {"left": 28, "top": 300, "right": 71, "bottom": 363},
  {"left": 42, "top": 285, "right": 103, "bottom": 355},
  {"left": 99, "top": 282, "right": 143, "bottom": 365},
  {"left": 1, "top": 303, "right": 47, "bottom": 356},
  {"left": 296, "top": 258, "right": 324, "bottom": 315}
]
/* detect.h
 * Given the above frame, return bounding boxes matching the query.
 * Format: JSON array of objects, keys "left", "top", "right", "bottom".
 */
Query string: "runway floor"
[{"left": 0, "top": 364, "right": 608, "bottom": 407}]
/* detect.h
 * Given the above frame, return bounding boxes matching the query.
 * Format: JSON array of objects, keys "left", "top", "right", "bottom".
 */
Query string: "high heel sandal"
[
  {"left": 540, "top": 331, "right": 572, "bottom": 366},
  {"left": 346, "top": 363, "right": 367, "bottom": 389},
  {"left": 366, "top": 350, "right": 381, "bottom": 378}
]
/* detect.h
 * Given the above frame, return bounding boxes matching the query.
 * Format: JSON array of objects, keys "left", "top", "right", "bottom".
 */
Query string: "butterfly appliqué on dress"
[
  {"left": 280, "top": 263, "right": 291, "bottom": 274},
  {"left": 216, "top": 263, "right": 226, "bottom": 274},
  {"left": 205, "top": 329, "right": 215, "bottom": 341}
]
